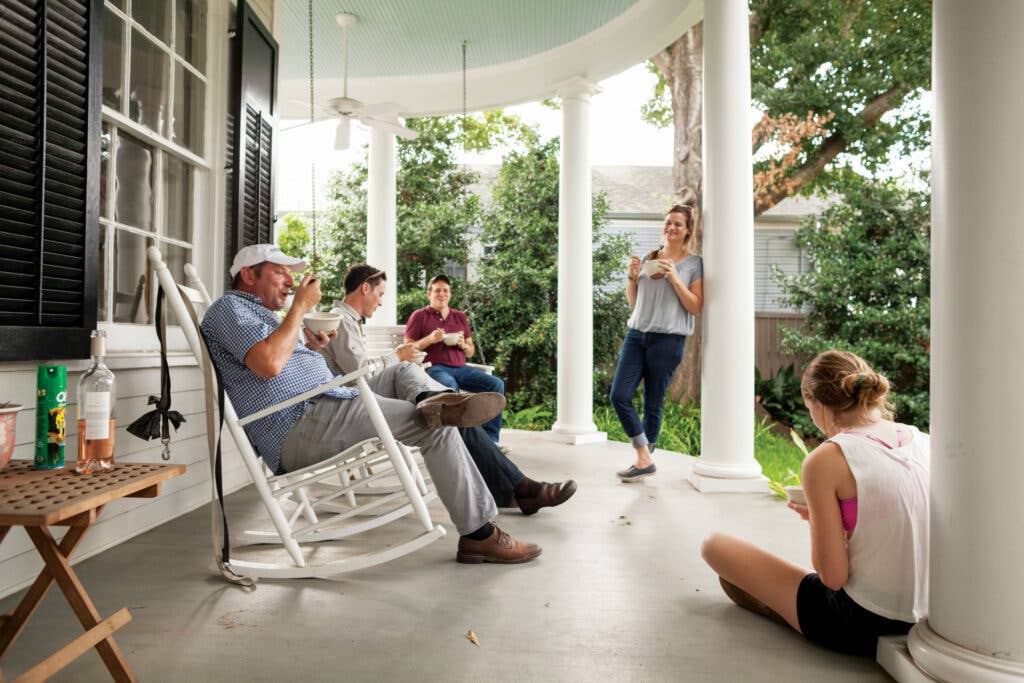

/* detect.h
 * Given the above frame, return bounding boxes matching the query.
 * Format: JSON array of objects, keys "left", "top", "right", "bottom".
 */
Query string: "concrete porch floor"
[{"left": 0, "top": 431, "right": 891, "bottom": 682}]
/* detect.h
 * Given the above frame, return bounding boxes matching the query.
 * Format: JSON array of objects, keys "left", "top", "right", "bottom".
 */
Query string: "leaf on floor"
[{"left": 466, "top": 629, "right": 480, "bottom": 647}]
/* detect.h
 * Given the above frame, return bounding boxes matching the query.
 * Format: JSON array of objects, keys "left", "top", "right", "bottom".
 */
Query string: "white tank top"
[{"left": 829, "top": 426, "right": 930, "bottom": 622}]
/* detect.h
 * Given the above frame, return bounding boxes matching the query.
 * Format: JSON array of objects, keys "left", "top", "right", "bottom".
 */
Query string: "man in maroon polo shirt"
[{"left": 405, "top": 274, "right": 506, "bottom": 444}]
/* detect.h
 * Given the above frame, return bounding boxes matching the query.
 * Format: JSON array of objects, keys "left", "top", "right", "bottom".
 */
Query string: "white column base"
[
  {"left": 877, "top": 635, "right": 938, "bottom": 683},
  {"left": 688, "top": 460, "right": 767, "bottom": 493},
  {"left": 896, "top": 620, "right": 1024, "bottom": 683},
  {"left": 547, "top": 425, "right": 607, "bottom": 446}
]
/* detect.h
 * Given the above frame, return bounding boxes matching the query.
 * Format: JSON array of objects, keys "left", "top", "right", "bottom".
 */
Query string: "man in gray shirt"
[{"left": 323, "top": 264, "right": 577, "bottom": 516}]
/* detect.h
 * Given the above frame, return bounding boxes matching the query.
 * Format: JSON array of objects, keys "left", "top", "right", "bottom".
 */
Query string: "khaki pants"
[{"left": 279, "top": 393, "right": 497, "bottom": 535}]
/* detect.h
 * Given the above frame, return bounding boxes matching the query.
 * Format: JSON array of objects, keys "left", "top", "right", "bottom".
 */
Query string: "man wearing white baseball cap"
[
  {"left": 201, "top": 245, "right": 540, "bottom": 564},
  {"left": 228, "top": 243, "right": 307, "bottom": 278}
]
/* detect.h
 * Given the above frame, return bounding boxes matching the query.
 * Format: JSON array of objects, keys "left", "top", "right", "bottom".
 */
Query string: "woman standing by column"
[{"left": 611, "top": 204, "right": 703, "bottom": 482}]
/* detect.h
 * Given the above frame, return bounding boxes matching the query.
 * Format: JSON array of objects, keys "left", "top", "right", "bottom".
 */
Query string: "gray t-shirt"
[{"left": 626, "top": 253, "right": 703, "bottom": 335}]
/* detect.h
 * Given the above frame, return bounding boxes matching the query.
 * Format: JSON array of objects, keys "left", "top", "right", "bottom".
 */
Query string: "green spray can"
[{"left": 35, "top": 365, "right": 68, "bottom": 470}]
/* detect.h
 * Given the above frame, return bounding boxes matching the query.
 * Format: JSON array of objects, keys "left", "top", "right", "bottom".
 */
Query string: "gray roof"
[{"left": 466, "top": 164, "right": 828, "bottom": 220}]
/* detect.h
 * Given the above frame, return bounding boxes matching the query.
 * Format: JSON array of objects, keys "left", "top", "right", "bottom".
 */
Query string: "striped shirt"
[{"left": 200, "top": 290, "right": 358, "bottom": 473}]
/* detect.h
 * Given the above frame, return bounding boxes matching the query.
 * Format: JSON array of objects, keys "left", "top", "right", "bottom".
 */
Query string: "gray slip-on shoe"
[{"left": 616, "top": 463, "right": 657, "bottom": 482}]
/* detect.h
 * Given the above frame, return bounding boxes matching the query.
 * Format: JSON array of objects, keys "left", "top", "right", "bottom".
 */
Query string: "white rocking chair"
[{"left": 148, "top": 247, "right": 446, "bottom": 582}]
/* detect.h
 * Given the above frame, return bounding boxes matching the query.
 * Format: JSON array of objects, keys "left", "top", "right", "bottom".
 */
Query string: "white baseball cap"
[{"left": 229, "top": 244, "right": 306, "bottom": 277}]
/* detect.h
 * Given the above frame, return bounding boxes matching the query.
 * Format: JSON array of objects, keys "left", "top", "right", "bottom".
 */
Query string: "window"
[{"left": 100, "top": 0, "right": 208, "bottom": 326}]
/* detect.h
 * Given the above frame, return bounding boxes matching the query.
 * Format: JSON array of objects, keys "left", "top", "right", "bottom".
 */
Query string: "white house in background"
[
  {"left": 0, "top": 1, "right": 1020, "bottom": 679},
  {"left": 464, "top": 164, "right": 821, "bottom": 314}
]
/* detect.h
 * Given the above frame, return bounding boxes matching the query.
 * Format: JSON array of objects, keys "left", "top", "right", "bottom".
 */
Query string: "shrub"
[
  {"left": 755, "top": 364, "right": 815, "bottom": 437},
  {"left": 774, "top": 175, "right": 931, "bottom": 428}
]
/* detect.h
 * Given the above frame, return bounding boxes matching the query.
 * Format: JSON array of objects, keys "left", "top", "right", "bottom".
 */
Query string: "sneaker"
[{"left": 616, "top": 463, "right": 656, "bottom": 482}]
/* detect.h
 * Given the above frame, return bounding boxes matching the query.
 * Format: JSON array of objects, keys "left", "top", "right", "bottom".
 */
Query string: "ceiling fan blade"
[{"left": 334, "top": 116, "right": 352, "bottom": 150}]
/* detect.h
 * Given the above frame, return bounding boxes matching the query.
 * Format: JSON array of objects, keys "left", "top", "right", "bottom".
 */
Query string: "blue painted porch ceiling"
[{"left": 279, "top": 0, "right": 639, "bottom": 80}]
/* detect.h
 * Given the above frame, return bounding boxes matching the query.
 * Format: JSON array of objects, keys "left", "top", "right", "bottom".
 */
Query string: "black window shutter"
[
  {"left": 226, "top": 0, "right": 277, "bottom": 283},
  {"left": 0, "top": 0, "right": 101, "bottom": 362}
]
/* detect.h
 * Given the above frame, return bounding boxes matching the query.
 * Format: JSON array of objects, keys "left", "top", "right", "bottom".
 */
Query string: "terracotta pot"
[{"left": 0, "top": 403, "right": 24, "bottom": 472}]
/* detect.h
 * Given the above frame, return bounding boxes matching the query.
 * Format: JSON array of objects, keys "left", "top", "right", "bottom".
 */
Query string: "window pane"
[
  {"left": 172, "top": 64, "right": 205, "bottom": 155},
  {"left": 163, "top": 155, "right": 193, "bottom": 243},
  {"left": 112, "top": 230, "right": 154, "bottom": 324},
  {"left": 132, "top": 0, "right": 171, "bottom": 46},
  {"left": 102, "top": 9, "right": 123, "bottom": 110},
  {"left": 162, "top": 242, "right": 191, "bottom": 326},
  {"left": 114, "top": 133, "right": 155, "bottom": 230},
  {"left": 129, "top": 30, "right": 170, "bottom": 136},
  {"left": 176, "top": 0, "right": 207, "bottom": 72},
  {"left": 107, "top": 0, "right": 125, "bottom": 10},
  {"left": 98, "top": 226, "right": 110, "bottom": 322},
  {"left": 100, "top": 124, "right": 111, "bottom": 218}
]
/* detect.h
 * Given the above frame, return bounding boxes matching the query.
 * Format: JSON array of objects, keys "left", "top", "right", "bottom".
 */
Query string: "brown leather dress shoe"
[
  {"left": 414, "top": 392, "right": 506, "bottom": 430},
  {"left": 456, "top": 526, "right": 542, "bottom": 564},
  {"left": 516, "top": 480, "right": 578, "bottom": 516}
]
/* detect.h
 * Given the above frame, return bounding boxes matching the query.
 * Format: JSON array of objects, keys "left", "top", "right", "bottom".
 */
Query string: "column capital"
[{"left": 554, "top": 75, "right": 601, "bottom": 100}]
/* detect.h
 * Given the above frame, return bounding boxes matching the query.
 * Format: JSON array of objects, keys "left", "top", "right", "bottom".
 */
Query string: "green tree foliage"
[
  {"left": 471, "top": 138, "right": 632, "bottom": 410},
  {"left": 276, "top": 212, "right": 312, "bottom": 264},
  {"left": 321, "top": 112, "right": 537, "bottom": 302},
  {"left": 774, "top": 174, "right": 931, "bottom": 428},
  {"left": 645, "top": 0, "right": 931, "bottom": 212}
]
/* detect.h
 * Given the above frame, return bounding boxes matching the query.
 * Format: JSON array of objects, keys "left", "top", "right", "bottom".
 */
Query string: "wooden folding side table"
[{"left": 0, "top": 461, "right": 185, "bottom": 682}]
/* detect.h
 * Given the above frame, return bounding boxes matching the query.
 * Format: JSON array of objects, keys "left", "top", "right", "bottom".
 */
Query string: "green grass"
[
  {"left": 507, "top": 399, "right": 809, "bottom": 500},
  {"left": 754, "top": 419, "right": 808, "bottom": 499}
]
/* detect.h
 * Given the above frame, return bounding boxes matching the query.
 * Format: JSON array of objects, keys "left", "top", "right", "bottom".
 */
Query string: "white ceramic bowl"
[
  {"left": 443, "top": 332, "right": 462, "bottom": 346},
  {"left": 303, "top": 311, "right": 342, "bottom": 335},
  {"left": 784, "top": 485, "right": 806, "bottom": 505},
  {"left": 642, "top": 260, "right": 662, "bottom": 277}
]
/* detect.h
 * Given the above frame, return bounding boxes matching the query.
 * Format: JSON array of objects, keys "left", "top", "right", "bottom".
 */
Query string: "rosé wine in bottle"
[{"left": 76, "top": 330, "right": 115, "bottom": 473}]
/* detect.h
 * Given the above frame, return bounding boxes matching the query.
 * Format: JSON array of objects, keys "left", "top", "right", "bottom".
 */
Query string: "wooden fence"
[{"left": 755, "top": 312, "right": 809, "bottom": 377}]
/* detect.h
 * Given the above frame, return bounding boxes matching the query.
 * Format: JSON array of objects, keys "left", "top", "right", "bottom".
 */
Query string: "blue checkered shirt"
[{"left": 200, "top": 290, "right": 358, "bottom": 472}]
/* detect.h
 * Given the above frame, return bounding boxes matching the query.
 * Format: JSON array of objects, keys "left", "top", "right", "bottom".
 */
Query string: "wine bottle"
[{"left": 76, "top": 330, "right": 116, "bottom": 473}]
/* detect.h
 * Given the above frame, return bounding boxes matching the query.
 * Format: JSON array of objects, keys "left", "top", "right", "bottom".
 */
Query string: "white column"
[
  {"left": 879, "top": 2, "right": 1024, "bottom": 681},
  {"left": 366, "top": 128, "right": 397, "bottom": 326},
  {"left": 688, "top": 0, "right": 765, "bottom": 492},
  {"left": 550, "top": 76, "right": 605, "bottom": 445}
]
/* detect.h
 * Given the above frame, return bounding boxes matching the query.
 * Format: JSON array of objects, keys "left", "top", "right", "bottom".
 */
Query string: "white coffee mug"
[{"left": 642, "top": 260, "right": 662, "bottom": 277}]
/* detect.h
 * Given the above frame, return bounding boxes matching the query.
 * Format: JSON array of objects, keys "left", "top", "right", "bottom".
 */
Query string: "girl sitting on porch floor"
[{"left": 700, "top": 350, "right": 930, "bottom": 657}]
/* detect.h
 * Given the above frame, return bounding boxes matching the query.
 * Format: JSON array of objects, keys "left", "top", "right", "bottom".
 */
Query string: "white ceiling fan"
[{"left": 284, "top": 13, "right": 418, "bottom": 149}]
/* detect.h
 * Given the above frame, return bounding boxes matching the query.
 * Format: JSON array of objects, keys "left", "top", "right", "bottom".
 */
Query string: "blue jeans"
[
  {"left": 609, "top": 329, "right": 687, "bottom": 450},
  {"left": 427, "top": 364, "right": 505, "bottom": 442},
  {"left": 459, "top": 426, "right": 523, "bottom": 506}
]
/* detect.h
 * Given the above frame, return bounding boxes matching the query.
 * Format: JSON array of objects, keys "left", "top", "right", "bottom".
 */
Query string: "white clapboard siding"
[
  {"left": 755, "top": 228, "right": 807, "bottom": 312},
  {"left": 0, "top": 361, "right": 250, "bottom": 599},
  {"left": 603, "top": 220, "right": 808, "bottom": 313}
]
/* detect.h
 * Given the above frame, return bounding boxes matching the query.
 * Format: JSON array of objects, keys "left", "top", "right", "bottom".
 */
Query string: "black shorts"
[{"left": 796, "top": 573, "right": 914, "bottom": 657}]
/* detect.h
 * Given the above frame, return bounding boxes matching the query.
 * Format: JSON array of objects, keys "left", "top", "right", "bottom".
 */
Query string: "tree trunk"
[{"left": 653, "top": 22, "right": 704, "bottom": 404}]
